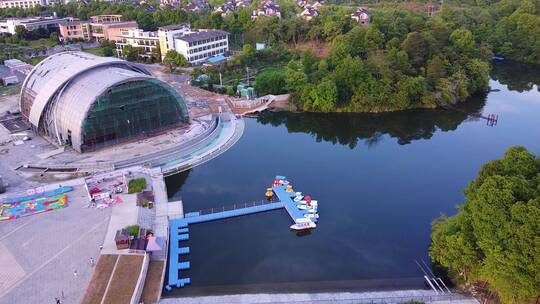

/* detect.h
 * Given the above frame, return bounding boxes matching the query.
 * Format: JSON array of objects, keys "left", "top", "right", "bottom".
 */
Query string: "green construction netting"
[{"left": 81, "top": 79, "right": 188, "bottom": 151}]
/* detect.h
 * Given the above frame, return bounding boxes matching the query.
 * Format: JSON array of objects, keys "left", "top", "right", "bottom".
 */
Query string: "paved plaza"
[{"left": 0, "top": 185, "right": 111, "bottom": 304}]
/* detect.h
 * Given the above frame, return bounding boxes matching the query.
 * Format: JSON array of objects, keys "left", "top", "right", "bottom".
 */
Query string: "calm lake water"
[{"left": 164, "top": 62, "right": 540, "bottom": 296}]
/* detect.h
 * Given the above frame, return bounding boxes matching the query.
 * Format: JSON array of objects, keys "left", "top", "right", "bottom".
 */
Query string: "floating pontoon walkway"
[
  {"left": 166, "top": 176, "right": 317, "bottom": 290},
  {"left": 167, "top": 201, "right": 284, "bottom": 289}
]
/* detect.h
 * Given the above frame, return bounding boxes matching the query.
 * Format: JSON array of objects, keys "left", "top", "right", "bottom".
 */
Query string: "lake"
[{"left": 164, "top": 62, "right": 540, "bottom": 296}]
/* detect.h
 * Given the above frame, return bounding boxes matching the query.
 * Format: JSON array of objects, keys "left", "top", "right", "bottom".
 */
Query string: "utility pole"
[{"left": 246, "top": 67, "right": 250, "bottom": 86}]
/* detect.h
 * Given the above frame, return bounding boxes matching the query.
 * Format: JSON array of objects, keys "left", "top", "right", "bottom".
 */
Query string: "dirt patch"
[
  {"left": 140, "top": 260, "right": 165, "bottom": 304},
  {"left": 81, "top": 254, "right": 119, "bottom": 304},
  {"left": 102, "top": 255, "right": 144, "bottom": 304},
  {"left": 399, "top": 2, "right": 429, "bottom": 12},
  {"left": 291, "top": 41, "right": 331, "bottom": 59}
]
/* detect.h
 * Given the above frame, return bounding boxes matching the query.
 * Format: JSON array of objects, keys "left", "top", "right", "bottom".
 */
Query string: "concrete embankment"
[{"left": 160, "top": 290, "right": 479, "bottom": 304}]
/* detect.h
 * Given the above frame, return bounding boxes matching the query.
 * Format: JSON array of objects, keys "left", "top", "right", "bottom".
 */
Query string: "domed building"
[{"left": 20, "top": 51, "right": 189, "bottom": 152}]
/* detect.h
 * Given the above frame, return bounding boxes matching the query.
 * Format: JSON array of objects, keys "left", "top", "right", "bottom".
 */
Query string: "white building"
[
  {"left": 157, "top": 24, "right": 191, "bottom": 58},
  {"left": 0, "top": 0, "right": 44, "bottom": 8},
  {"left": 117, "top": 24, "right": 229, "bottom": 65},
  {"left": 172, "top": 29, "right": 229, "bottom": 65},
  {"left": 0, "top": 17, "right": 72, "bottom": 35},
  {"left": 115, "top": 28, "right": 160, "bottom": 58}
]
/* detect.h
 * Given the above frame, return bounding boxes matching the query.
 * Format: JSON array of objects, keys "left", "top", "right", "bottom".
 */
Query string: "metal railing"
[{"left": 190, "top": 199, "right": 278, "bottom": 216}]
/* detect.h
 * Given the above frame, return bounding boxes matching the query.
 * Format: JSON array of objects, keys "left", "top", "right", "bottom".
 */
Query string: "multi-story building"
[
  {"left": 156, "top": 24, "right": 228, "bottom": 64},
  {"left": 157, "top": 24, "right": 191, "bottom": 58},
  {"left": 59, "top": 15, "right": 138, "bottom": 42},
  {"left": 117, "top": 24, "right": 228, "bottom": 64},
  {"left": 0, "top": 16, "right": 72, "bottom": 35},
  {"left": 0, "top": 0, "right": 44, "bottom": 9},
  {"left": 173, "top": 29, "right": 229, "bottom": 64},
  {"left": 115, "top": 28, "right": 160, "bottom": 58}
]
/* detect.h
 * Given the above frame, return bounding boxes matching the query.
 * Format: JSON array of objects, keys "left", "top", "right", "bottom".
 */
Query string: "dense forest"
[
  {"left": 430, "top": 146, "right": 540, "bottom": 304},
  {"left": 1, "top": 0, "right": 540, "bottom": 112}
]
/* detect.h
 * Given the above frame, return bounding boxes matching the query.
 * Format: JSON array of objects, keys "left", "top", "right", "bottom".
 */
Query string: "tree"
[
  {"left": 240, "top": 44, "right": 255, "bottom": 64},
  {"left": 401, "top": 31, "right": 429, "bottom": 67},
  {"left": 430, "top": 147, "right": 540, "bottom": 304},
  {"left": 450, "top": 28, "right": 475, "bottom": 56},
  {"left": 122, "top": 45, "right": 139, "bottom": 62},
  {"left": 310, "top": 79, "right": 337, "bottom": 112},
  {"left": 254, "top": 69, "right": 286, "bottom": 95},
  {"left": 14, "top": 25, "right": 27, "bottom": 39}
]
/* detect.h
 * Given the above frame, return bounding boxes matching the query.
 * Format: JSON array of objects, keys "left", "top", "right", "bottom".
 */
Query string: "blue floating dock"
[
  {"left": 166, "top": 176, "right": 318, "bottom": 290},
  {"left": 272, "top": 185, "right": 310, "bottom": 224}
]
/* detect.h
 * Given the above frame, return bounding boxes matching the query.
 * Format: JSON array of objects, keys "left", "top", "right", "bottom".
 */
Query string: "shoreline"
[{"left": 160, "top": 289, "right": 478, "bottom": 304}]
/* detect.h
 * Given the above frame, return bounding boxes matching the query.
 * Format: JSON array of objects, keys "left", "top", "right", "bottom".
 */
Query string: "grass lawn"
[
  {"left": 102, "top": 255, "right": 144, "bottom": 304},
  {"left": 83, "top": 47, "right": 106, "bottom": 57},
  {"left": 140, "top": 260, "right": 164, "bottom": 304},
  {"left": 0, "top": 84, "right": 21, "bottom": 97},
  {"left": 25, "top": 56, "right": 46, "bottom": 65},
  {"left": 81, "top": 255, "right": 119, "bottom": 304},
  {"left": 25, "top": 38, "right": 56, "bottom": 48}
]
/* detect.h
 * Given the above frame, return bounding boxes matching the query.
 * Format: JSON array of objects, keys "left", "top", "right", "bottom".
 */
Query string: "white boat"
[
  {"left": 310, "top": 200, "right": 318, "bottom": 207},
  {"left": 297, "top": 204, "right": 308, "bottom": 210},
  {"left": 290, "top": 218, "right": 316, "bottom": 231},
  {"left": 304, "top": 213, "right": 319, "bottom": 219},
  {"left": 295, "top": 192, "right": 302, "bottom": 196},
  {"left": 307, "top": 208, "right": 317, "bottom": 213},
  {"left": 293, "top": 195, "right": 303, "bottom": 202}
]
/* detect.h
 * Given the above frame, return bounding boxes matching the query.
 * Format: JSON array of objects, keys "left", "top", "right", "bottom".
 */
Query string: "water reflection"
[
  {"left": 256, "top": 95, "right": 486, "bottom": 147},
  {"left": 491, "top": 61, "right": 540, "bottom": 92}
]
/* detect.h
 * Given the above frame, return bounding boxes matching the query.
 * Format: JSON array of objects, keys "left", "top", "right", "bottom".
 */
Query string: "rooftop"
[
  {"left": 158, "top": 23, "right": 190, "bottom": 31},
  {"left": 175, "top": 29, "right": 229, "bottom": 43}
]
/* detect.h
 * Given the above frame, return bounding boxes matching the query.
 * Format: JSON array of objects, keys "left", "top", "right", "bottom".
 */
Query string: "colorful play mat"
[{"left": 0, "top": 186, "right": 72, "bottom": 221}]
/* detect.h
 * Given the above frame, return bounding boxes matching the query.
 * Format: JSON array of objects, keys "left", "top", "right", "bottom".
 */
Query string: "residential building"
[
  {"left": 214, "top": 1, "right": 235, "bottom": 17},
  {"left": 234, "top": 0, "right": 250, "bottom": 8},
  {"left": 351, "top": 7, "right": 371, "bottom": 26},
  {"left": 0, "top": 0, "right": 45, "bottom": 9},
  {"left": 426, "top": 3, "right": 440, "bottom": 17},
  {"left": 160, "top": 0, "right": 180, "bottom": 8},
  {"left": 59, "top": 15, "right": 138, "bottom": 41},
  {"left": 299, "top": 7, "right": 319, "bottom": 21},
  {"left": 115, "top": 28, "right": 159, "bottom": 58},
  {"left": 184, "top": 0, "right": 209, "bottom": 11},
  {"left": 0, "top": 16, "right": 72, "bottom": 35},
  {"left": 252, "top": 0, "right": 281, "bottom": 19}
]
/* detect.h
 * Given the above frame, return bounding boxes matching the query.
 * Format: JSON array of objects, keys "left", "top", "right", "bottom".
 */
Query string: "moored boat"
[
  {"left": 304, "top": 213, "right": 319, "bottom": 219},
  {"left": 290, "top": 218, "right": 316, "bottom": 231}
]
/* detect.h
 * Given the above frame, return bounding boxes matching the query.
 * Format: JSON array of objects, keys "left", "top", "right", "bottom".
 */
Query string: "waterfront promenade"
[{"left": 160, "top": 290, "right": 479, "bottom": 304}]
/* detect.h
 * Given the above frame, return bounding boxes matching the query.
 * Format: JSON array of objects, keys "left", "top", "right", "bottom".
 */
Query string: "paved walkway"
[
  {"left": 160, "top": 290, "right": 479, "bottom": 304},
  {"left": 0, "top": 185, "right": 111, "bottom": 304}
]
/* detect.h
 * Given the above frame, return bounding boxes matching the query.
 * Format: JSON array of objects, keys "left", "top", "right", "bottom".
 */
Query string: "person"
[
  {"left": 73, "top": 270, "right": 77, "bottom": 277},
  {"left": 90, "top": 257, "right": 95, "bottom": 266},
  {"left": 55, "top": 297, "right": 60, "bottom": 304},
  {"left": 99, "top": 245, "right": 103, "bottom": 250}
]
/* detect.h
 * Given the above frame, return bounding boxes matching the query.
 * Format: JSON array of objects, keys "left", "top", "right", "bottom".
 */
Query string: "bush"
[
  {"left": 128, "top": 178, "right": 147, "bottom": 193},
  {"left": 126, "top": 225, "right": 139, "bottom": 237}
]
